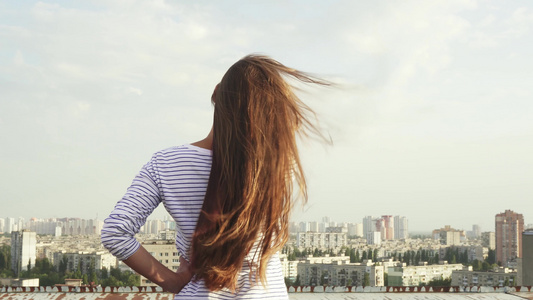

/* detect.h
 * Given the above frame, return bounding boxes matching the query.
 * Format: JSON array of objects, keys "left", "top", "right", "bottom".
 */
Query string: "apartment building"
[
  {"left": 495, "top": 210, "right": 524, "bottom": 267},
  {"left": 388, "top": 262, "right": 463, "bottom": 286},
  {"left": 11, "top": 230, "right": 37, "bottom": 276},
  {"left": 451, "top": 266, "right": 517, "bottom": 286},
  {"left": 296, "top": 232, "right": 347, "bottom": 250},
  {"left": 297, "top": 256, "right": 384, "bottom": 286},
  {"left": 522, "top": 229, "right": 533, "bottom": 285},
  {"left": 141, "top": 240, "right": 181, "bottom": 286},
  {"left": 52, "top": 251, "right": 117, "bottom": 273},
  {"left": 279, "top": 254, "right": 299, "bottom": 282}
]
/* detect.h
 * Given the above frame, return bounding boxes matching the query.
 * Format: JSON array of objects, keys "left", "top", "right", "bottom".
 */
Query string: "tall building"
[
  {"left": 5, "top": 217, "right": 15, "bottom": 233},
  {"left": 522, "top": 229, "right": 533, "bottom": 286},
  {"left": 432, "top": 225, "right": 462, "bottom": 246},
  {"left": 495, "top": 210, "right": 524, "bottom": 266},
  {"left": 394, "top": 216, "right": 408, "bottom": 240},
  {"left": 381, "top": 215, "right": 394, "bottom": 240},
  {"left": 481, "top": 232, "right": 496, "bottom": 249},
  {"left": 11, "top": 230, "right": 37, "bottom": 276}
]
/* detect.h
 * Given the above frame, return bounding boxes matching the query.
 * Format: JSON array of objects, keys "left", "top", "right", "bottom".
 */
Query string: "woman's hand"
[
  {"left": 162, "top": 256, "right": 193, "bottom": 294},
  {"left": 123, "top": 247, "right": 193, "bottom": 294}
]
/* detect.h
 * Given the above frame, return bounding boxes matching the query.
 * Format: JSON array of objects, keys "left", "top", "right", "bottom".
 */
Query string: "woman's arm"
[
  {"left": 101, "top": 156, "right": 193, "bottom": 292},
  {"left": 123, "top": 246, "right": 192, "bottom": 293}
]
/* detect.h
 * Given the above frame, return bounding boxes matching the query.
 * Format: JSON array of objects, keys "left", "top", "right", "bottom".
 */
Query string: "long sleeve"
[{"left": 101, "top": 156, "right": 161, "bottom": 261}]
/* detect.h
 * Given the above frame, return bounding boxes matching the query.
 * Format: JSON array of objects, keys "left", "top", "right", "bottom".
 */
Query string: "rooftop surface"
[{"left": 1, "top": 286, "right": 533, "bottom": 300}]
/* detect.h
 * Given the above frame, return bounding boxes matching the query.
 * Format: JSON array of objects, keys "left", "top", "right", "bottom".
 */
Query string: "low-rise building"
[
  {"left": 279, "top": 254, "right": 299, "bottom": 282},
  {"left": 297, "top": 256, "right": 384, "bottom": 286},
  {"left": 53, "top": 251, "right": 117, "bottom": 273},
  {"left": 451, "top": 266, "right": 517, "bottom": 286},
  {"left": 296, "top": 232, "right": 347, "bottom": 250},
  {"left": 388, "top": 262, "right": 463, "bottom": 286}
]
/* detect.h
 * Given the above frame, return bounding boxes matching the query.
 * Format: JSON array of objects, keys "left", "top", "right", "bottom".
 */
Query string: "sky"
[{"left": 1, "top": 1, "right": 532, "bottom": 232}]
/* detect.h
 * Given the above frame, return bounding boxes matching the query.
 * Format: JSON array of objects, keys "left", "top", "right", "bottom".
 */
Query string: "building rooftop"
[{"left": 1, "top": 286, "right": 532, "bottom": 300}]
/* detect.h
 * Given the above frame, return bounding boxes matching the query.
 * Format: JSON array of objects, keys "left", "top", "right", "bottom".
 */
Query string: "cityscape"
[{"left": 1, "top": 209, "right": 532, "bottom": 289}]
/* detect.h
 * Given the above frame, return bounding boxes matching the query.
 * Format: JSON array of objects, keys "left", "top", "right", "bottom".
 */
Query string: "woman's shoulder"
[
  {"left": 149, "top": 145, "right": 213, "bottom": 169},
  {"left": 153, "top": 144, "right": 213, "bottom": 157}
]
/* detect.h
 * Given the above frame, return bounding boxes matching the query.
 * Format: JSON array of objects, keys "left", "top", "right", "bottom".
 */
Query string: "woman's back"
[
  {"left": 102, "top": 55, "right": 328, "bottom": 297},
  {"left": 154, "top": 144, "right": 288, "bottom": 299}
]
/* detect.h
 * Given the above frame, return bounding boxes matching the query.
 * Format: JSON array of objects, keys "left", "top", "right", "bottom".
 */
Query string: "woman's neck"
[{"left": 191, "top": 128, "right": 213, "bottom": 150}]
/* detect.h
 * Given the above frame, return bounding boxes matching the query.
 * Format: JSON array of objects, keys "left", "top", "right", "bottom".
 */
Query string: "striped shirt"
[{"left": 101, "top": 144, "right": 288, "bottom": 299}]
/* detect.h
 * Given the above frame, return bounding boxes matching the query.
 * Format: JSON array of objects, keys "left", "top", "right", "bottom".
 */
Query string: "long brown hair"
[{"left": 191, "top": 55, "right": 329, "bottom": 291}]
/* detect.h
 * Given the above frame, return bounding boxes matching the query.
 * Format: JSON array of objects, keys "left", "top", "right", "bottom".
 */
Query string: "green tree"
[
  {"left": 503, "top": 278, "right": 509, "bottom": 286},
  {"left": 125, "top": 273, "right": 140, "bottom": 286},
  {"left": 486, "top": 249, "right": 496, "bottom": 265},
  {"left": 59, "top": 256, "right": 68, "bottom": 275},
  {"left": 320, "top": 271, "right": 328, "bottom": 286},
  {"left": 355, "top": 250, "right": 360, "bottom": 263},
  {"left": 427, "top": 276, "right": 451, "bottom": 287},
  {"left": 102, "top": 276, "right": 122, "bottom": 287},
  {"left": 294, "top": 275, "right": 301, "bottom": 286},
  {"left": 350, "top": 249, "right": 356, "bottom": 263},
  {"left": 347, "top": 278, "right": 353, "bottom": 286},
  {"left": 472, "top": 259, "right": 482, "bottom": 271},
  {"left": 363, "top": 272, "right": 370, "bottom": 286},
  {"left": 293, "top": 248, "right": 301, "bottom": 258},
  {"left": 414, "top": 250, "right": 421, "bottom": 265}
]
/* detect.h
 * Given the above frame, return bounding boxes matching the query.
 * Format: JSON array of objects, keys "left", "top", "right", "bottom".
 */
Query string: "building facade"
[
  {"left": 495, "top": 210, "right": 524, "bottom": 266},
  {"left": 11, "top": 230, "right": 37, "bottom": 276},
  {"left": 141, "top": 240, "right": 181, "bottom": 286},
  {"left": 297, "top": 256, "right": 384, "bottom": 286},
  {"left": 53, "top": 251, "right": 117, "bottom": 273},
  {"left": 451, "top": 266, "right": 517, "bottom": 286},
  {"left": 522, "top": 229, "right": 533, "bottom": 286},
  {"left": 394, "top": 216, "right": 408, "bottom": 240},
  {"left": 432, "top": 225, "right": 463, "bottom": 246},
  {"left": 481, "top": 232, "right": 496, "bottom": 249},
  {"left": 296, "top": 232, "right": 347, "bottom": 250},
  {"left": 388, "top": 263, "right": 463, "bottom": 286},
  {"left": 279, "top": 254, "right": 299, "bottom": 282}
]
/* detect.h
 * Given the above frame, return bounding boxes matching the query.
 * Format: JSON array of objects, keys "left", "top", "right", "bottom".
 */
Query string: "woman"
[{"left": 101, "top": 55, "right": 328, "bottom": 298}]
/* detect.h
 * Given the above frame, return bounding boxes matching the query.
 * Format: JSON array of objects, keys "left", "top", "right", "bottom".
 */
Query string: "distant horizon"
[{"left": 3, "top": 208, "right": 531, "bottom": 234}]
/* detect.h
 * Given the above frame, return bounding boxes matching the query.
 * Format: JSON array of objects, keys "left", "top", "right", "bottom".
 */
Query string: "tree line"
[
  {"left": 283, "top": 245, "right": 499, "bottom": 271},
  {"left": 0, "top": 245, "right": 139, "bottom": 287}
]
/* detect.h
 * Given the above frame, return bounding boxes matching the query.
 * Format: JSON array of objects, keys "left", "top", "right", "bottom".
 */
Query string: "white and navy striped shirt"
[{"left": 101, "top": 144, "right": 288, "bottom": 299}]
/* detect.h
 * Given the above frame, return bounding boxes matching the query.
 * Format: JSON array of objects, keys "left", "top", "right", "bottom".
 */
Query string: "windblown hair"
[{"left": 190, "top": 55, "right": 329, "bottom": 291}]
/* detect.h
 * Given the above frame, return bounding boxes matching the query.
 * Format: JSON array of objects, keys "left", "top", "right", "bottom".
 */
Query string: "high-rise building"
[
  {"left": 472, "top": 224, "right": 481, "bottom": 238},
  {"left": 11, "top": 230, "right": 37, "bottom": 276},
  {"left": 495, "top": 210, "right": 524, "bottom": 266},
  {"left": 394, "top": 216, "right": 408, "bottom": 240},
  {"left": 381, "top": 215, "right": 394, "bottom": 240},
  {"left": 481, "top": 232, "right": 496, "bottom": 249},
  {"left": 432, "top": 225, "right": 462, "bottom": 246},
  {"left": 5, "top": 218, "right": 15, "bottom": 234},
  {"left": 522, "top": 229, "right": 533, "bottom": 286}
]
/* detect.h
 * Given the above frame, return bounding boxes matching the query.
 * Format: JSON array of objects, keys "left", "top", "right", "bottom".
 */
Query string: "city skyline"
[
  {"left": 1, "top": 1, "right": 532, "bottom": 232},
  {"left": 2, "top": 211, "right": 531, "bottom": 235}
]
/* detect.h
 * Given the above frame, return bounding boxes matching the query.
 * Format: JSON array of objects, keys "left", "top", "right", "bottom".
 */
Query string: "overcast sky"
[{"left": 1, "top": 1, "right": 532, "bottom": 232}]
